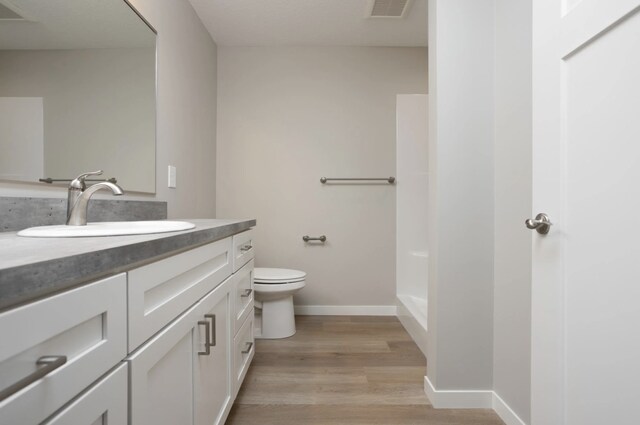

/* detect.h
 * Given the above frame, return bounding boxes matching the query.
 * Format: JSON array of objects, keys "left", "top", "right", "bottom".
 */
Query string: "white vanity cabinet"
[{"left": 0, "top": 227, "right": 255, "bottom": 425}]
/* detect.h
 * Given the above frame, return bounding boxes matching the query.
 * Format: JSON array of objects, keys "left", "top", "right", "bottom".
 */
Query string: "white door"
[{"left": 531, "top": 1, "right": 640, "bottom": 424}]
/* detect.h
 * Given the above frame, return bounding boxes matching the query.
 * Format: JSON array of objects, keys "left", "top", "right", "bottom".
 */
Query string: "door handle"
[
  {"left": 205, "top": 314, "right": 216, "bottom": 347},
  {"left": 198, "top": 321, "right": 211, "bottom": 355},
  {"left": 0, "top": 355, "right": 67, "bottom": 402},
  {"left": 525, "top": 213, "right": 552, "bottom": 235},
  {"left": 240, "top": 244, "right": 252, "bottom": 252},
  {"left": 241, "top": 288, "right": 253, "bottom": 298}
]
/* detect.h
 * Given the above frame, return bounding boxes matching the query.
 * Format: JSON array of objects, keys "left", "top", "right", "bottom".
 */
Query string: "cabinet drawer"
[
  {"left": 232, "top": 229, "right": 254, "bottom": 272},
  {"left": 42, "top": 363, "right": 127, "bottom": 425},
  {"left": 232, "top": 260, "right": 254, "bottom": 335},
  {"left": 128, "top": 238, "right": 232, "bottom": 351},
  {"left": 0, "top": 274, "right": 127, "bottom": 425},
  {"left": 232, "top": 310, "right": 254, "bottom": 397}
]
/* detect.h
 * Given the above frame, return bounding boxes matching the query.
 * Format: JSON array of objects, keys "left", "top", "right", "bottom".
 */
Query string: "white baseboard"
[
  {"left": 294, "top": 305, "right": 397, "bottom": 316},
  {"left": 492, "top": 392, "right": 527, "bottom": 425},
  {"left": 424, "top": 376, "right": 493, "bottom": 408},
  {"left": 424, "top": 376, "right": 527, "bottom": 425}
]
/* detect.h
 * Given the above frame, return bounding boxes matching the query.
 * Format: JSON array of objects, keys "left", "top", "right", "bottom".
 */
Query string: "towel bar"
[{"left": 319, "top": 177, "right": 395, "bottom": 184}]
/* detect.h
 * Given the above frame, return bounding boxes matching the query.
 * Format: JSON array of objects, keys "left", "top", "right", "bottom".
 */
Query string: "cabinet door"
[
  {"left": 128, "top": 307, "right": 197, "bottom": 425},
  {"left": 42, "top": 363, "right": 128, "bottom": 425},
  {"left": 193, "top": 279, "right": 232, "bottom": 425}
]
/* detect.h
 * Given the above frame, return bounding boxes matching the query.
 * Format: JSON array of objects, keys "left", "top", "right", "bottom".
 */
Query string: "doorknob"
[{"left": 525, "top": 213, "right": 552, "bottom": 235}]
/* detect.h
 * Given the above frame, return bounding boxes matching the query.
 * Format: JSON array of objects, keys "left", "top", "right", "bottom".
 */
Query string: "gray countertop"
[{"left": 0, "top": 218, "right": 256, "bottom": 312}]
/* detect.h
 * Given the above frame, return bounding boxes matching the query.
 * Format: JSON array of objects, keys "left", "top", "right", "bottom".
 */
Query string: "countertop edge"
[{"left": 0, "top": 219, "right": 256, "bottom": 312}]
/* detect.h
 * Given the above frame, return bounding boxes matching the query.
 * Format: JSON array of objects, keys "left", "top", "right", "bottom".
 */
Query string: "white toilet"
[{"left": 253, "top": 268, "right": 306, "bottom": 339}]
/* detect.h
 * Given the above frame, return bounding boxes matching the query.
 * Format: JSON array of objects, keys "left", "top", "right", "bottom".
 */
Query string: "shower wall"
[{"left": 396, "top": 94, "right": 428, "bottom": 354}]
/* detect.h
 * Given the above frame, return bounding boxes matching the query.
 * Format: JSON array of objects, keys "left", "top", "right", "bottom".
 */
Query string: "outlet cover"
[{"left": 168, "top": 165, "right": 176, "bottom": 188}]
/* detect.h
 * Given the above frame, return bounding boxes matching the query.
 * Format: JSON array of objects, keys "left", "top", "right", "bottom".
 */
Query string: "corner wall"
[
  {"left": 427, "top": 1, "right": 533, "bottom": 423},
  {"left": 426, "top": 0, "right": 495, "bottom": 392},
  {"left": 493, "top": 0, "right": 532, "bottom": 423},
  {"left": 216, "top": 46, "right": 427, "bottom": 310},
  {"left": 0, "top": 0, "right": 218, "bottom": 219}
]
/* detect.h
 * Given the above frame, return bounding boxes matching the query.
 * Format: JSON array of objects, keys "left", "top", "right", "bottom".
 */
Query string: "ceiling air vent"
[{"left": 369, "top": 0, "right": 412, "bottom": 18}]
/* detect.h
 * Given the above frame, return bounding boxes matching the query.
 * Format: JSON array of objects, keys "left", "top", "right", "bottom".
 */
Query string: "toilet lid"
[{"left": 254, "top": 267, "right": 306, "bottom": 283}]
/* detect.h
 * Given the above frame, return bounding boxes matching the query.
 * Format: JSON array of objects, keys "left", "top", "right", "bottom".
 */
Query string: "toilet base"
[{"left": 257, "top": 295, "right": 296, "bottom": 339}]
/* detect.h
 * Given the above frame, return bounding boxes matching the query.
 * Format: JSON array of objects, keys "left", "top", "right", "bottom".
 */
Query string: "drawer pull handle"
[
  {"left": 241, "top": 289, "right": 253, "bottom": 298},
  {"left": 205, "top": 314, "right": 216, "bottom": 347},
  {"left": 198, "top": 321, "right": 211, "bottom": 356},
  {"left": 0, "top": 355, "right": 67, "bottom": 402},
  {"left": 240, "top": 245, "right": 253, "bottom": 252},
  {"left": 241, "top": 342, "right": 254, "bottom": 354}
]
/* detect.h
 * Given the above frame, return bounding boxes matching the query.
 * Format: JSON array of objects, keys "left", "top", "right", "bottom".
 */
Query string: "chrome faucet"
[{"left": 66, "top": 170, "right": 124, "bottom": 226}]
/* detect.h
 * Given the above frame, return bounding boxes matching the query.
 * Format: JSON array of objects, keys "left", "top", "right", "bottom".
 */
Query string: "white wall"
[
  {"left": 216, "top": 46, "right": 427, "bottom": 309},
  {"left": 494, "top": 0, "right": 532, "bottom": 422},
  {"left": 427, "top": 0, "right": 495, "bottom": 391},
  {"left": 0, "top": 0, "right": 218, "bottom": 219},
  {"left": 0, "top": 48, "right": 155, "bottom": 193}
]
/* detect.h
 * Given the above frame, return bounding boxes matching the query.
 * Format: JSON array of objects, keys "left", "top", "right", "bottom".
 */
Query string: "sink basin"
[{"left": 17, "top": 220, "right": 196, "bottom": 237}]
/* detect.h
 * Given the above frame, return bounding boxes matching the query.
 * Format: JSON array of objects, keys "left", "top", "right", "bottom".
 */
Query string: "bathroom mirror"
[{"left": 0, "top": 0, "right": 157, "bottom": 193}]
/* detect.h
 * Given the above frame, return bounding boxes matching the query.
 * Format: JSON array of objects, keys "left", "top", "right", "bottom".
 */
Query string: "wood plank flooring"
[{"left": 225, "top": 315, "right": 505, "bottom": 425}]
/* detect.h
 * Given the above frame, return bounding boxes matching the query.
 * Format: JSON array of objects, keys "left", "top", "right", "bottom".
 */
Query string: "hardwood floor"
[{"left": 225, "top": 315, "right": 504, "bottom": 425}]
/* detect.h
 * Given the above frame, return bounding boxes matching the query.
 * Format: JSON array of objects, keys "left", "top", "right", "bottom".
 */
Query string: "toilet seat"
[
  {"left": 254, "top": 267, "right": 306, "bottom": 284},
  {"left": 254, "top": 280, "right": 306, "bottom": 293}
]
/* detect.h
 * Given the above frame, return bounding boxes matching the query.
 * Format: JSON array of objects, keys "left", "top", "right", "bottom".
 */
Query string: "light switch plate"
[{"left": 168, "top": 165, "right": 176, "bottom": 188}]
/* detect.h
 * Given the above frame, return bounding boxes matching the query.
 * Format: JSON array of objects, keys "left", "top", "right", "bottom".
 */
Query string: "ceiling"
[
  {"left": 0, "top": 0, "right": 155, "bottom": 50},
  {"left": 188, "top": 0, "right": 428, "bottom": 47}
]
